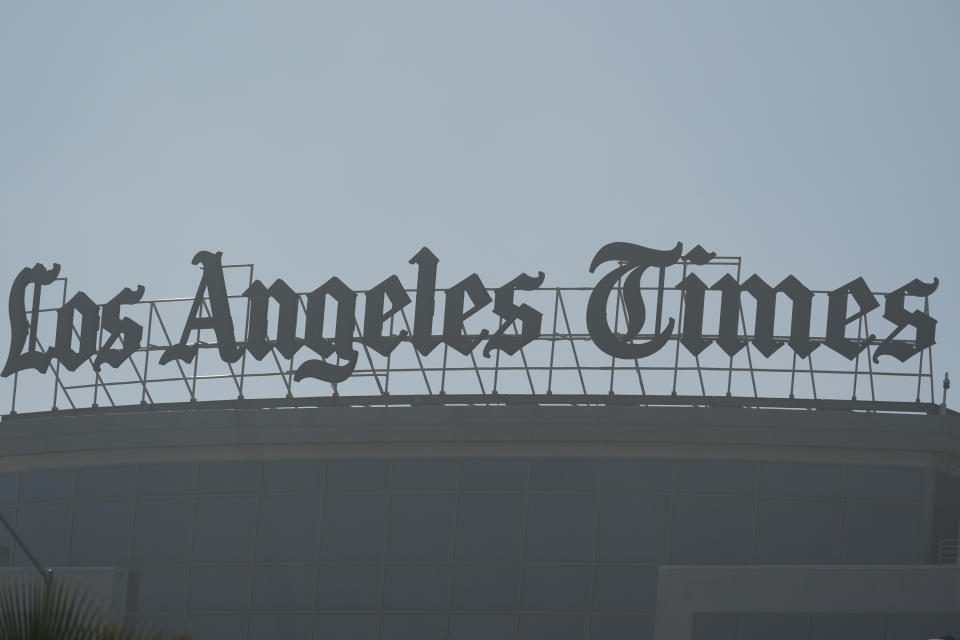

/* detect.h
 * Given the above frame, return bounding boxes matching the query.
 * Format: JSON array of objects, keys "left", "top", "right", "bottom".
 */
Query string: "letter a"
[{"left": 160, "top": 251, "right": 242, "bottom": 365}]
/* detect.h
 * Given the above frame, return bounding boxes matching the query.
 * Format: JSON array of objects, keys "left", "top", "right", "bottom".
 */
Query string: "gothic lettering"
[
  {"left": 2, "top": 244, "right": 941, "bottom": 395},
  {"left": 93, "top": 286, "right": 145, "bottom": 371},
  {"left": 295, "top": 277, "right": 358, "bottom": 383},
  {"left": 244, "top": 279, "right": 300, "bottom": 360},
  {"left": 586, "top": 242, "right": 683, "bottom": 359},
  {"left": 825, "top": 277, "right": 880, "bottom": 360},
  {"left": 363, "top": 275, "right": 410, "bottom": 357},
  {"left": 873, "top": 278, "right": 939, "bottom": 363},
  {"left": 160, "top": 251, "right": 242, "bottom": 365},
  {"left": 483, "top": 271, "right": 546, "bottom": 358},
  {"left": 53, "top": 292, "right": 100, "bottom": 372},
  {"left": 2, "top": 263, "right": 61, "bottom": 376},
  {"left": 677, "top": 273, "right": 711, "bottom": 356},
  {"left": 443, "top": 274, "right": 491, "bottom": 356},
  {"left": 409, "top": 247, "right": 442, "bottom": 356}
]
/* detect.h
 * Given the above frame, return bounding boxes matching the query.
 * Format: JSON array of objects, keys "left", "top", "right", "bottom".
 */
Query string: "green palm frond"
[
  {"left": 0, "top": 578, "right": 99, "bottom": 640},
  {"left": 0, "top": 579, "right": 189, "bottom": 640}
]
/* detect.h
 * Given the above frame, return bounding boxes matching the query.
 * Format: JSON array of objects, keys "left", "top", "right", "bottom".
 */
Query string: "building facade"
[{"left": 1, "top": 403, "right": 959, "bottom": 639}]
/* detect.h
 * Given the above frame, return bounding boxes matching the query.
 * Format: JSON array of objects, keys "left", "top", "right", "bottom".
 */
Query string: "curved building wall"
[{"left": 0, "top": 405, "right": 958, "bottom": 640}]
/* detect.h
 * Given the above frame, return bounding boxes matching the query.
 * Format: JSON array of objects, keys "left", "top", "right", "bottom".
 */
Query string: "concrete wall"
[
  {"left": 653, "top": 564, "right": 960, "bottom": 639},
  {"left": 1, "top": 405, "right": 959, "bottom": 474}
]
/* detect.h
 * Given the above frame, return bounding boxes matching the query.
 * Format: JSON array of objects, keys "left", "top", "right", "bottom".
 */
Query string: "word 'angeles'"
[{"left": 2, "top": 243, "right": 939, "bottom": 384}]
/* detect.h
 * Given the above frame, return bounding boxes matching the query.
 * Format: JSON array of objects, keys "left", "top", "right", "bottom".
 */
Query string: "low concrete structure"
[{"left": 654, "top": 565, "right": 960, "bottom": 639}]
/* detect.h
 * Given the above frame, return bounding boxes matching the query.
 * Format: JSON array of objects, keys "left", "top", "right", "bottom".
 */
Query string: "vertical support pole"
[
  {"left": 190, "top": 296, "right": 202, "bottom": 401},
  {"left": 51, "top": 279, "right": 67, "bottom": 410},
  {"left": 789, "top": 352, "right": 797, "bottom": 399},
  {"left": 191, "top": 322, "right": 200, "bottom": 401},
  {"left": 807, "top": 352, "right": 818, "bottom": 400},
  {"left": 28, "top": 277, "right": 43, "bottom": 353},
  {"left": 352, "top": 318, "right": 383, "bottom": 396},
  {"left": 546, "top": 289, "right": 559, "bottom": 395},
  {"left": 385, "top": 314, "right": 393, "bottom": 397},
  {"left": 941, "top": 372, "right": 950, "bottom": 415},
  {"left": 511, "top": 321, "right": 536, "bottom": 394},
  {"left": 926, "top": 296, "right": 936, "bottom": 404},
  {"left": 695, "top": 354, "right": 706, "bottom": 398},
  {"left": 467, "top": 348, "right": 486, "bottom": 396},
  {"left": 440, "top": 344, "right": 449, "bottom": 395},
  {"left": 608, "top": 266, "right": 623, "bottom": 394},
  {"left": 726, "top": 259, "right": 741, "bottom": 397},
  {"left": 238, "top": 265, "right": 253, "bottom": 399},
  {"left": 10, "top": 372, "right": 18, "bottom": 414},
  {"left": 399, "top": 308, "right": 431, "bottom": 394},
  {"left": 852, "top": 316, "right": 862, "bottom": 400},
  {"left": 614, "top": 286, "right": 647, "bottom": 397},
  {"left": 287, "top": 354, "right": 295, "bottom": 397},
  {"left": 654, "top": 267, "right": 665, "bottom": 335},
  {"left": 671, "top": 263, "right": 687, "bottom": 396},
  {"left": 737, "top": 307, "right": 758, "bottom": 398},
  {"left": 92, "top": 321, "right": 102, "bottom": 408},
  {"left": 916, "top": 338, "right": 925, "bottom": 402},
  {"left": 332, "top": 354, "right": 339, "bottom": 397},
  {"left": 493, "top": 318, "right": 502, "bottom": 394},
  {"left": 141, "top": 303, "right": 154, "bottom": 405},
  {"left": 862, "top": 314, "right": 876, "bottom": 404},
  {"left": 557, "top": 290, "right": 587, "bottom": 396}
]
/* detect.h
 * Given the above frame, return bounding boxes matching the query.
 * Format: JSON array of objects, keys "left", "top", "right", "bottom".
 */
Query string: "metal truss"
[{"left": 3, "top": 258, "right": 938, "bottom": 418}]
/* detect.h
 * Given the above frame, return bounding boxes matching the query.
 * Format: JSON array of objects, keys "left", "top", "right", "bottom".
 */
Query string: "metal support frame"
[
  {"left": 3, "top": 255, "right": 938, "bottom": 418},
  {"left": 3, "top": 393, "right": 945, "bottom": 421}
]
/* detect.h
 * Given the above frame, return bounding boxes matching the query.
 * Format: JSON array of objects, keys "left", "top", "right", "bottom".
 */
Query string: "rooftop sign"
[{"left": 0, "top": 242, "right": 941, "bottom": 414}]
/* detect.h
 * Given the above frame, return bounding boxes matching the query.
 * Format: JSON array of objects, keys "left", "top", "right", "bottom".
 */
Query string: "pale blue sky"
[{"left": 1, "top": 2, "right": 957, "bottom": 409}]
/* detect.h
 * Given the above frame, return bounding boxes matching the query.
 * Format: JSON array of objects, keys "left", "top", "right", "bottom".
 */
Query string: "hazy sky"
[{"left": 1, "top": 2, "right": 957, "bottom": 411}]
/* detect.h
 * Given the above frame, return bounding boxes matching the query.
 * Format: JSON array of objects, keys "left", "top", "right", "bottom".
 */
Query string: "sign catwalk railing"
[{"left": 1, "top": 242, "right": 940, "bottom": 416}]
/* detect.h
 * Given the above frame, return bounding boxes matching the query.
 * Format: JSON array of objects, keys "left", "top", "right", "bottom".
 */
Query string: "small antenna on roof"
[{"left": 942, "top": 372, "right": 950, "bottom": 415}]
